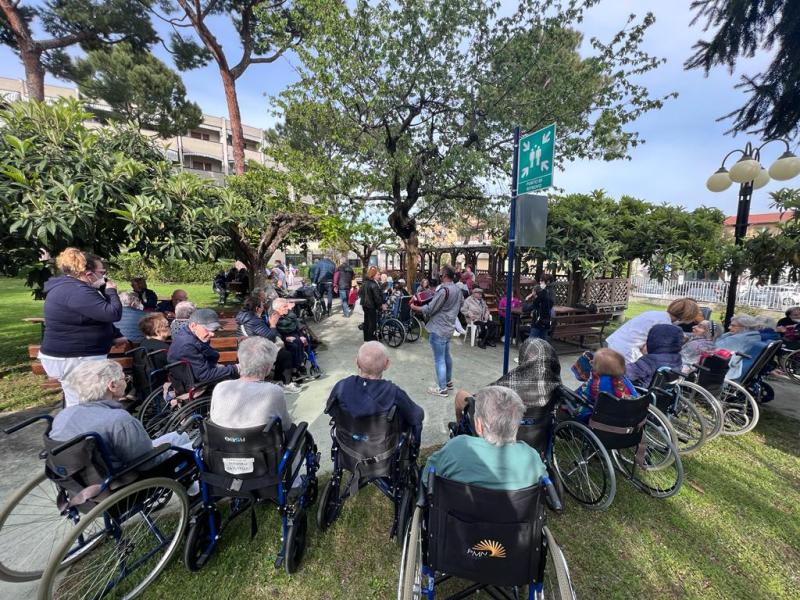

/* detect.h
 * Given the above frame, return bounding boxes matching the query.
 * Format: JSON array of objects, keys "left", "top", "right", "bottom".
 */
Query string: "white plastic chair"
[{"left": 463, "top": 322, "right": 478, "bottom": 346}]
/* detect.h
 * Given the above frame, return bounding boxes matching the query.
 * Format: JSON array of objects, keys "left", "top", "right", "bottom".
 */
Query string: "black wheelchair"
[
  {"left": 397, "top": 469, "right": 576, "bottom": 599},
  {"left": 552, "top": 388, "right": 684, "bottom": 510},
  {"left": 137, "top": 360, "right": 233, "bottom": 437},
  {"left": 126, "top": 346, "right": 169, "bottom": 407},
  {"left": 378, "top": 295, "right": 423, "bottom": 348},
  {"left": 0, "top": 414, "right": 196, "bottom": 597},
  {"left": 184, "top": 418, "right": 319, "bottom": 574},
  {"left": 316, "top": 400, "right": 418, "bottom": 544},
  {"left": 293, "top": 283, "right": 324, "bottom": 323},
  {"left": 736, "top": 339, "right": 784, "bottom": 405}
]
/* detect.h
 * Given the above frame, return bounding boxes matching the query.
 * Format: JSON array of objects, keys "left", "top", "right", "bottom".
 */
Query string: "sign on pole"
[
  {"left": 515, "top": 194, "right": 548, "bottom": 248},
  {"left": 516, "top": 123, "right": 556, "bottom": 193}
]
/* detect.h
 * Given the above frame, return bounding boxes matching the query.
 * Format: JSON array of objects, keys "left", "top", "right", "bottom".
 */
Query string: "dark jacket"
[
  {"left": 310, "top": 258, "right": 336, "bottom": 284},
  {"left": 135, "top": 288, "right": 158, "bottom": 310},
  {"left": 276, "top": 312, "right": 302, "bottom": 337},
  {"left": 359, "top": 278, "right": 384, "bottom": 309},
  {"left": 326, "top": 375, "right": 425, "bottom": 442},
  {"left": 531, "top": 285, "right": 555, "bottom": 329},
  {"left": 235, "top": 309, "right": 280, "bottom": 342},
  {"left": 139, "top": 338, "right": 170, "bottom": 372},
  {"left": 156, "top": 299, "right": 176, "bottom": 313},
  {"left": 167, "top": 327, "right": 238, "bottom": 383},
  {"left": 336, "top": 264, "right": 355, "bottom": 290},
  {"left": 41, "top": 276, "right": 123, "bottom": 357},
  {"left": 626, "top": 324, "right": 684, "bottom": 386}
]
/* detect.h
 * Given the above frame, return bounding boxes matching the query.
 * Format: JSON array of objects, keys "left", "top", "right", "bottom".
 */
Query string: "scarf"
[{"left": 492, "top": 338, "right": 561, "bottom": 408}]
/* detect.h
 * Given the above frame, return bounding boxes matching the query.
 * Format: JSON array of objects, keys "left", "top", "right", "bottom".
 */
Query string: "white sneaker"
[
  {"left": 282, "top": 382, "right": 302, "bottom": 394},
  {"left": 452, "top": 331, "right": 461, "bottom": 337}
]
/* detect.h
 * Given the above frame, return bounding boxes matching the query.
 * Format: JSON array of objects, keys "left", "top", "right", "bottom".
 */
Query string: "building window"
[
  {"left": 191, "top": 131, "right": 211, "bottom": 141},
  {"left": 192, "top": 159, "right": 213, "bottom": 172}
]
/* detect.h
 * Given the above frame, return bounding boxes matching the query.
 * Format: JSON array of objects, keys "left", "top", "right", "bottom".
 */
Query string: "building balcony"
[
  {"left": 182, "top": 136, "right": 225, "bottom": 160},
  {"left": 184, "top": 168, "right": 225, "bottom": 185}
]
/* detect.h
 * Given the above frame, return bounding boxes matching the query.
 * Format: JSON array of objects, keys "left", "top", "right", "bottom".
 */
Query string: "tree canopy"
[
  {"left": 685, "top": 0, "right": 800, "bottom": 140},
  {"left": 279, "top": 0, "right": 674, "bottom": 282},
  {"left": 739, "top": 188, "right": 800, "bottom": 283}
]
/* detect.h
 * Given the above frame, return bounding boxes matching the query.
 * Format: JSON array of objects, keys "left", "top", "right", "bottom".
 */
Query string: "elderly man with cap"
[
  {"left": 461, "top": 287, "right": 497, "bottom": 348},
  {"left": 168, "top": 308, "right": 239, "bottom": 382}
]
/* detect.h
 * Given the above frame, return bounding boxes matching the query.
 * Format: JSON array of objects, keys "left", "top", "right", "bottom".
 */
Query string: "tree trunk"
[
  {"left": 404, "top": 232, "right": 419, "bottom": 284},
  {"left": 219, "top": 67, "right": 246, "bottom": 175},
  {"left": 21, "top": 47, "right": 45, "bottom": 101},
  {"left": 0, "top": 0, "right": 45, "bottom": 101},
  {"left": 251, "top": 255, "right": 268, "bottom": 290}
]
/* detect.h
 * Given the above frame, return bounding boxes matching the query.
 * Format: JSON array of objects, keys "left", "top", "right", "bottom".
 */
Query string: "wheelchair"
[
  {"left": 736, "top": 339, "right": 784, "bottom": 405},
  {"left": 688, "top": 350, "right": 760, "bottom": 436},
  {"left": 552, "top": 388, "right": 684, "bottom": 510},
  {"left": 184, "top": 418, "right": 319, "bottom": 574},
  {"left": 316, "top": 400, "right": 418, "bottom": 544},
  {"left": 125, "top": 346, "right": 169, "bottom": 407},
  {"left": 777, "top": 341, "right": 800, "bottom": 384},
  {"left": 378, "top": 296, "right": 422, "bottom": 348},
  {"left": 0, "top": 414, "right": 196, "bottom": 598},
  {"left": 293, "top": 283, "right": 324, "bottom": 323},
  {"left": 137, "top": 360, "right": 233, "bottom": 438},
  {"left": 397, "top": 469, "right": 576, "bottom": 600}
]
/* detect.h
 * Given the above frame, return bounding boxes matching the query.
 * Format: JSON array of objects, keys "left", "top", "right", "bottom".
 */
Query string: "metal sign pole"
[{"left": 503, "top": 126, "right": 521, "bottom": 374}]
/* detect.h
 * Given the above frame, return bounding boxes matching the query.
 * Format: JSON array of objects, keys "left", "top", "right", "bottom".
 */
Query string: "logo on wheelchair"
[{"left": 468, "top": 539, "right": 507, "bottom": 559}]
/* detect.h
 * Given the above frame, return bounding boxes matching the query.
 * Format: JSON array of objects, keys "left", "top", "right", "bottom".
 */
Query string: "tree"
[
  {"left": 66, "top": 43, "right": 202, "bottom": 138},
  {"left": 153, "top": 0, "right": 325, "bottom": 174},
  {"left": 319, "top": 209, "right": 396, "bottom": 276},
  {"left": 0, "top": 98, "right": 212, "bottom": 295},
  {"left": 0, "top": 0, "right": 158, "bottom": 101},
  {"left": 281, "top": 0, "right": 674, "bottom": 284},
  {"left": 740, "top": 188, "right": 800, "bottom": 282},
  {"left": 685, "top": 0, "right": 800, "bottom": 139}
]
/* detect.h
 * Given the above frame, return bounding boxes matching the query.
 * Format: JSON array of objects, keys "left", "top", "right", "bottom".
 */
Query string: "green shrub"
[{"left": 108, "top": 253, "right": 228, "bottom": 284}]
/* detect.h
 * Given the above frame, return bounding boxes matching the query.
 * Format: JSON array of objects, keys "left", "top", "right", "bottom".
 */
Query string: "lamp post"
[{"left": 706, "top": 140, "right": 800, "bottom": 329}]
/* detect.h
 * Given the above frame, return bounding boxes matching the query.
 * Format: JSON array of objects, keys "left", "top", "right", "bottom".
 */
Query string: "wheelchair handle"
[
  {"left": 543, "top": 476, "right": 562, "bottom": 512},
  {"left": 386, "top": 405, "right": 397, "bottom": 422},
  {"left": 3, "top": 413, "right": 53, "bottom": 435},
  {"left": 735, "top": 351, "right": 752, "bottom": 360},
  {"left": 689, "top": 362, "right": 710, "bottom": 372},
  {"left": 50, "top": 432, "right": 105, "bottom": 456},
  {"left": 176, "top": 413, "right": 204, "bottom": 435},
  {"left": 113, "top": 443, "right": 180, "bottom": 481}
]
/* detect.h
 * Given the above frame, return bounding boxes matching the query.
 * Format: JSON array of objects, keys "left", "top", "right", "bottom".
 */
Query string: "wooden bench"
[{"left": 550, "top": 313, "right": 613, "bottom": 352}]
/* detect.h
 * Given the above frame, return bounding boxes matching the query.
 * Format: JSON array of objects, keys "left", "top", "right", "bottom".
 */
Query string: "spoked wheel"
[
  {"left": 163, "top": 397, "right": 211, "bottom": 441},
  {"left": 612, "top": 420, "right": 684, "bottom": 498},
  {"left": 782, "top": 349, "right": 800, "bottom": 384},
  {"left": 397, "top": 506, "right": 424, "bottom": 600},
  {"left": 675, "top": 380, "right": 724, "bottom": 442},
  {"left": 284, "top": 510, "right": 307, "bottom": 574},
  {"left": 312, "top": 302, "right": 323, "bottom": 323},
  {"left": 137, "top": 388, "right": 175, "bottom": 437},
  {"left": 184, "top": 507, "right": 221, "bottom": 572},
  {"left": 719, "top": 380, "right": 760, "bottom": 436},
  {"left": 0, "top": 472, "right": 104, "bottom": 582},
  {"left": 551, "top": 421, "right": 616, "bottom": 511},
  {"left": 38, "top": 477, "right": 189, "bottom": 600},
  {"left": 405, "top": 317, "right": 422, "bottom": 343},
  {"left": 666, "top": 394, "right": 706, "bottom": 455},
  {"left": 316, "top": 478, "right": 343, "bottom": 531},
  {"left": 537, "top": 526, "right": 577, "bottom": 600},
  {"left": 309, "top": 365, "right": 323, "bottom": 379},
  {"left": 394, "top": 486, "right": 414, "bottom": 546},
  {"left": 381, "top": 319, "right": 406, "bottom": 348},
  {"left": 753, "top": 381, "right": 774, "bottom": 404},
  {"left": 644, "top": 407, "right": 678, "bottom": 468}
]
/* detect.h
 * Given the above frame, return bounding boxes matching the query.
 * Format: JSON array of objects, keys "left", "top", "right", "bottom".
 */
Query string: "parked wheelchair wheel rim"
[
  {"left": 184, "top": 508, "right": 221, "bottom": 572},
  {"left": 163, "top": 397, "right": 212, "bottom": 441},
  {"left": 313, "top": 303, "right": 323, "bottom": 322},
  {"left": 542, "top": 525, "right": 577, "bottom": 600},
  {"left": 612, "top": 420, "right": 684, "bottom": 498},
  {"left": 676, "top": 381, "right": 724, "bottom": 442},
  {"left": 381, "top": 319, "right": 406, "bottom": 348},
  {"left": 284, "top": 510, "right": 307, "bottom": 574},
  {"left": 552, "top": 421, "right": 616, "bottom": 510},
  {"left": 782, "top": 349, "right": 800, "bottom": 383},
  {"left": 405, "top": 318, "right": 422, "bottom": 342},
  {"left": 394, "top": 487, "right": 413, "bottom": 546},
  {"left": 316, "top": 479, "right": 342, "bottom": 531},
  {"left": 397, "top": 505, "right": 423, "bottom": 600},
  {"left": 0, "top": 472, "right": 104, "bottom": 582},
  {"left": 719, "top": 380, "right": 760, "bottom": 436},
  {"left": 38, "top": 477, "right": 189, "bottom": 600},
  {"left": 137, "top": 388, "right": 175, "bottom": 437},
  {"left": 642, "top": 407, "right": 678, "bottom": 469},
  {"left": 668, "top": 395, "right": 706, "bottom": 455}
]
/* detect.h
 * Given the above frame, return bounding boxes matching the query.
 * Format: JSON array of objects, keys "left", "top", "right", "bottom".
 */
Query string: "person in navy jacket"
[{"left": 167, "top": 308, "right": 239, "bottom": 383}]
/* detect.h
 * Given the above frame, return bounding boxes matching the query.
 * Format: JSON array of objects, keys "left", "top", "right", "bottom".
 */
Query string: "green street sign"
[{"left": 516, "top": 123, "right": 556, "bottom": 194}]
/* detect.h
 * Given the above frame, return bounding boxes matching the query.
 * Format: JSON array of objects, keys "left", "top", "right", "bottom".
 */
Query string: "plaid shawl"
[{"left": 492, "top": 338, "right": 562, "bottom": 408}]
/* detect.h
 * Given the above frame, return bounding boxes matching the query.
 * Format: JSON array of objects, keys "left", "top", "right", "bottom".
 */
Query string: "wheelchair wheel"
[
  {"left": 539, "top": 526, "right": 577, "bottom": 600},
  {"left": 38, "top": 477, "right": 189, "bottom": 600},
  {"left": 0, "top": 472, "right": 104, "bottom": 582},
  {"left": 676, "top": 380, "right": 724, "bottom": 442},
  {"left": 753, "top": 380, "right": 774, "bottom": 404},
  {"left": 782, "top": 349, "right": 800, "bottom": 383},
  {"left": 394, "top": 486, "right": 414, "bottom": 546},
  {"left": 312, "top": 302, "right": 323, "bottom": 323},
  {"left": 612, "top": 419, "right": 684, "bottom": 498},
  {"left": 645, "top": 406, "right": 678, "bottom": 468},
  {"left": 381, "top": 318, "right": 406, "bottom": 348},
  {"left": 552, "top": 421, "right": 616, "bottom": 511},
  {"left": 184, "top": 507, "right": 221, "bottom": 572},
  {"left": 137, "top": 388, "right": 174, "bottom": 437},
  {"left": 397, "top": 505, "right": 423, "bottom": 600},
  {"left": 163, "top": 397, "right": 211, "bottom": 441},
  {"left": 405, "top": 317, "right": 422, "bottom": 343},
  {"left": 316, "top": 478, "right": 343, "bottom": 531},
  {"left": 666, "top": 394, "right": 706, "bottom": 455},
  {"left": 309, "top": 364, "right": 323, "bottom": 379},
  {"left": 284, "top": 509, "right": 307, "bottom": 574},
  {"left": 719, "top": 380, "right": 759, "bottom": 436}
]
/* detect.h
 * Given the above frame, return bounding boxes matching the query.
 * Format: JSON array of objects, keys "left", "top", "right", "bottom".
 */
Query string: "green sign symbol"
[{"left": 516, "top": 123, "right": 556, "bottom": 194}]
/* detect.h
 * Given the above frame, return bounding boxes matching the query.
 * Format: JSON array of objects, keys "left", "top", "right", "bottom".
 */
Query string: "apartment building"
[{"left": 0, "top": 76, "right": 270, "bottom": 184}]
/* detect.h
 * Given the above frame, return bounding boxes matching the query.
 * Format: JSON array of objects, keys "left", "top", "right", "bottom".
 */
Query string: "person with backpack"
[{"left": 334, "top": 261, "right": 356, "bottom": 317}]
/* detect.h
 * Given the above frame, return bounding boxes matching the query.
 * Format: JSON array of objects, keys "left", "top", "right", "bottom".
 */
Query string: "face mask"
[{"left": 89, "top": 274, "right": 105, "bottom": 289}]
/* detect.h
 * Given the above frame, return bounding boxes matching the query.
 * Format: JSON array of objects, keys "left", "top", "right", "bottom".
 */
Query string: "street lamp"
[{"left": 706, "top": 139, "right": 800, "bottom": 329}]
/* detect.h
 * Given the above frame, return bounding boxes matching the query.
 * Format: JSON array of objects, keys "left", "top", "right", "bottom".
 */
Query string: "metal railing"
[{"left": 630, "top": 276, "right": 800, "bottom": 311}]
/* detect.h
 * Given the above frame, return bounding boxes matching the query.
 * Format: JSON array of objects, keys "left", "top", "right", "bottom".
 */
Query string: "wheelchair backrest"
[
  {"left": 167, "top": 360, "right": 196, "bottom": 397},
  {"left": 329, "top": 403, "right": 403, "bottom": 478},
  {"left": 696, "top": 352, "right": 730, "bottom": 395},
  {"left": 397, "top": 295, "right": 412, "bottom": 321},
  {"left": 201, "top": 420, "right": 284, "bottom": 499},
  {"left": 648, "top": 368, "right": 681, "bottom": 414},
  {"left": 128, "top": 347, "right": 152, "bottom": 401},
  {"left": 516, "top": 404, "right": 553, "bottom": 455},
  {"left": 589, "top": 392, "right": 652, "bottom": 450},
  {"left": 426, "top": 474, "right": 545, "bottom": 588},
  {"left": 738, "top": 340, "right": 783, "bottom": 385}
]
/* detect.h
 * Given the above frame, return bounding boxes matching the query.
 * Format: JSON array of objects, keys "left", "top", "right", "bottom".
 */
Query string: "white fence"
[{"left": 629, "top": 277, "right": 800, "bottom": 312}]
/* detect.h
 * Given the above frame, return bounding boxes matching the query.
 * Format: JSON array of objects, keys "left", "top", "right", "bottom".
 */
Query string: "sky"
[{"left": 1, "top": 0, "right": 796, "bottom": 216}]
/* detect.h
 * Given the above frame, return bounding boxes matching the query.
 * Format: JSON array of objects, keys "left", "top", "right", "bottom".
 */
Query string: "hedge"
[{"left": 108, "top": 253, "right": 230, "bottom": 284}]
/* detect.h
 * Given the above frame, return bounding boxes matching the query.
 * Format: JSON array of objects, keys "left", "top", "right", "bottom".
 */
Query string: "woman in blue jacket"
[{"left": 39, "top": 248, "right": 126, "bottom": 407}]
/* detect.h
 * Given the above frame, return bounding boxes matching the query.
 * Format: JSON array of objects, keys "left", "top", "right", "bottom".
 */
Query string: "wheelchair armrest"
[
  {"left": 557, "top": 386, "right": 591, "bottom": 409},
  {"left": 4, "top": 413, "right": 53, "bottom": 435},
  {"left": 176, "top": 413, "right": 204, "bottom": 434},
  {"left": 51, "top": 431, "right": 117, "bottom": 472},
  {"left": 147, "top": 349, "right": 168, "bottom": 358},
  {"left": 387, "top": 405, "right": 397, "bottom": 422},
  {"left": 415, "top": 467, "right": 428, "bottom": 508},
  {"left": 113, "top": 443, "right": 177, "bottom": 480},
  {"left": 734, "top": 351, "right": 752, "bottom": 360}
]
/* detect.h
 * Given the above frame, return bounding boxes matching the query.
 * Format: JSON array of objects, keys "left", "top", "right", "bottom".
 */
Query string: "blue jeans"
[
  {"left": 429, "top": 332, "right": 453, "bottom": 391},
  {"left": 339, "top": 288, "right": 351, "bottom": 317},
  {"left": 319, "top": 282, "right": 333, "bottom": 314}
]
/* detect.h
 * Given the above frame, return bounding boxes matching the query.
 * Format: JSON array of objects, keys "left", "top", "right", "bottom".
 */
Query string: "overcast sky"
[{"left": 2, "top": 0, "right": 795, "bottom": 215}]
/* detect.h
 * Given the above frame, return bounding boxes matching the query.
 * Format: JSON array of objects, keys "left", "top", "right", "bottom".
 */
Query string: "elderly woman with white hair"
[
  {"left": 715, "top": 314, "right": 763, "bottom": 379},
  {"left": 170, "top": 300, "right": 197, "bottom": 337},
  {"left": 423, "top": 386, "right": 546, "bottom": 490},
  {"left": 115, "top": 291, "right": 146, "bottom": 343},
  {"left": 209, "top": 337, "right": 293, "bottom": 431},
  {"left": 49, "top": 359, "right": 192, "bottom": 470}
]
